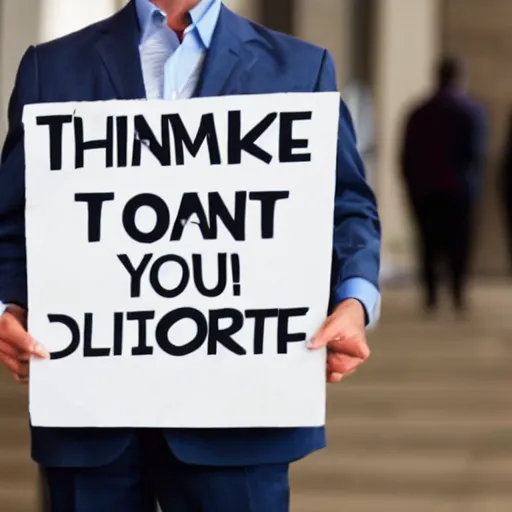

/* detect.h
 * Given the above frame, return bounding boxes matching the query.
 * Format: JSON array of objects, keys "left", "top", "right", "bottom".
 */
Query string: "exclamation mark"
[{"left": 231, "top": 254, "right": 241, "bottom": 296}]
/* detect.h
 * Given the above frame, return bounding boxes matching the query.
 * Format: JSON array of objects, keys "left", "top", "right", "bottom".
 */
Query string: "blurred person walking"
[
  {"left": 499, "top": 112, "right": 512, "bottom": 273},
  {"left": 401, "top": 57, "right": 486, "bottom": 314}
]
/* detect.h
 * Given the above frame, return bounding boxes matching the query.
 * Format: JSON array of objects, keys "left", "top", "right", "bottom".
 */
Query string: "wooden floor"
[{"left": 1, "top": 283, "right": 512, "bottom": 511}]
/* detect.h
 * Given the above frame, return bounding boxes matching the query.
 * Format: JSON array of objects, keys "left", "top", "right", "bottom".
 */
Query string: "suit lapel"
[
  {"left": 94, "top": 3, "right": 260, "bottom": 100},
  {"left": 95, "top": 1, "right": 146, "bottom": 100},
  {"left": 196, "top": 6, "right": 256, "bottom": 98}
]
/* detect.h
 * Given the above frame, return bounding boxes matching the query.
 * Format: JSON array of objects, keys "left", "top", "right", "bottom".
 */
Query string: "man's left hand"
[{"left": 308, "top": 299, "right": 370, "bottom": 383}]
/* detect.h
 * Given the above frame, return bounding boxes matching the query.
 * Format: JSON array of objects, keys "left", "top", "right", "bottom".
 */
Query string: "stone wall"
[
  {"left": 373, "top": 0, "right": 441, "bottom": 278},
  {"left": 0, "top": 0, "right": 41, "bottom": 140},
  {"left": 442, "top": 0, "right": 512, "bottom": 274},
  {"left": 0, "top": 0, "right": 119, "bottom": 142}
]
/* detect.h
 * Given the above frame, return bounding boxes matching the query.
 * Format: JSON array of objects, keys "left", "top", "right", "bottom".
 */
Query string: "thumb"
[
  {"left": 1, "top": 313, "right": 49, "bottom": 358},
  {"left": 308, "top": 319, "right": 339, "bottom": 350}
]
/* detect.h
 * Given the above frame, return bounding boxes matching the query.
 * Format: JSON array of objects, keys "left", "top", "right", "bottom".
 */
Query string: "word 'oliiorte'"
[
  {"left": 48, "top": 307, "right": 310, "bottom": 360},
  {"left": 36, "top": 110, "right": 313, "bottom": 170}
]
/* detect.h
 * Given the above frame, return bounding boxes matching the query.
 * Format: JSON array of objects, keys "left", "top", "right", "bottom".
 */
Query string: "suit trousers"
[{"left": 41, "top": 430, "right": 290, "bottom": 512}]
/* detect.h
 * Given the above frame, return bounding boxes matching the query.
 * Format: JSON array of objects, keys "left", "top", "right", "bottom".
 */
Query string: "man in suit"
[
  {"left": 401, "top": 57, "right": 486, "bottom": 314},
  {"left": 0, "top": 1, "right": 381, "bottom": 510}
]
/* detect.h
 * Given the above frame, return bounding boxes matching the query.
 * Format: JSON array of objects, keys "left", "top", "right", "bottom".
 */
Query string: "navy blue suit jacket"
[{"left": 0, "top": 1, "right": 380, "bottom": 468}]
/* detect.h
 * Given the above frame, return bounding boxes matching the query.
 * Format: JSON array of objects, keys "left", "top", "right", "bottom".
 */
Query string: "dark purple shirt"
[{"left": 401, "top": 90, "right": 486, "bottom": 199}]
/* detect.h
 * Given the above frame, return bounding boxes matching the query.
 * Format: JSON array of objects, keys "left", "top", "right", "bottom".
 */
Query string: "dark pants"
[
  {"left": 412, "top": 193, "right": 472, "bottom": 310},
  {"left": 41, "top": 430, "right": 289, "bottom": 512},
  {"left": 39, "top": 467, "right": 51, "bottom": 512},
  {"left": 501, "top": 192, "right": 512, "bottom": 273}
]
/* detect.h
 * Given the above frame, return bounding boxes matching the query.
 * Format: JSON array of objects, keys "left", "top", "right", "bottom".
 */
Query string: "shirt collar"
[{"left": 135, "top": 0, "right": 222, "bottom": 48}]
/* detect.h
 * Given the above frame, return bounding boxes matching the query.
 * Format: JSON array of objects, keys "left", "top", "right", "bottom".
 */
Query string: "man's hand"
[
  {"left": 0, "top": 305, "right": 49, "bottom": 384},
  {"left": 308, "top": 299, "right": 370, "bottom": 383}
]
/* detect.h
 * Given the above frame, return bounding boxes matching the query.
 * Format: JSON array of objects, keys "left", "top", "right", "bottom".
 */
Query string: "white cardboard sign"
[{"left": 23, "top": 93, "right": 340, "bottom": 428}]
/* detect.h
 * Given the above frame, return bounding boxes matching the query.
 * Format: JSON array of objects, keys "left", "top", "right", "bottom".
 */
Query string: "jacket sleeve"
[
  {"left": 0, "top": 46, "right": 39, "bottom": 308},
  {"left": 314, "top": 50, "right": 381, "bottom": 326}
]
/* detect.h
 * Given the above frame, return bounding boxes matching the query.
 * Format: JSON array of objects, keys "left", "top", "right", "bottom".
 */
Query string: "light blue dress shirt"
[
  {"left": 0, "top": 0, "right": 380, "bottom": 326},
  {"left": 136, "top": 0, "right": 221, "bottom": 100}
]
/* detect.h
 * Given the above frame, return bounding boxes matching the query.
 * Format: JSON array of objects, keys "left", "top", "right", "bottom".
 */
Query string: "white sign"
[{"left": 23, "top": 93, "right": 340, "bottom": 428}]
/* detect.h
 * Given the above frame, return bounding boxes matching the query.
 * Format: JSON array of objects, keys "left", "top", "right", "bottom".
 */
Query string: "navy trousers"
[{"left": 42, "top": 430, "right": 290, "bottom": 512}]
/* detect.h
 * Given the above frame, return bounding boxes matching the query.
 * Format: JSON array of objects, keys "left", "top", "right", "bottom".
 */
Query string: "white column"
[
  {"left": 0, "top": 0, "right": 120, "bottom": 142},
  {"left": 374, "top": 0, "right": 440, "bottom": 281},
  {"left": 222, "top": 0, "right": 256, "bottom": 20},
  {"left": 39, "top": 0, "right": 118, "bottom": 42},
  {"left": 0, "top": 0, "right": 40, "bottom": 140},
  {"left": 295, "top": 0, "right": 353, "bottom": 86}
]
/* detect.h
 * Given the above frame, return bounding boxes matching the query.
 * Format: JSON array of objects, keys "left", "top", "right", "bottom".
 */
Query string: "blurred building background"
[
  {"left": 2, "top": 0, "right": 512, "bottom": 278},
  {"left": 1, "top": 1, "right": 512, "bottom": 511}
]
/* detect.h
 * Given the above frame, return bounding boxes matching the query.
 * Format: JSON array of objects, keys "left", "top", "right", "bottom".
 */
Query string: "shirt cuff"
[
  {"left": 335, "top": 278, "right": 381, "bottom": 328},
  {"left": 0, "top": 301, "right": 6, "bottom": 317}
]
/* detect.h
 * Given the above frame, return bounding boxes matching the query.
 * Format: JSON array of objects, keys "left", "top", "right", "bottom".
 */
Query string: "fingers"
[
  {"left": 308, "top": 308, "right": 370, "bottom": 385},
  {"left": 327, "top": 372, "right": 343, "bottom": 384},
  {"left": 0, "top": 339, "right": 31, "bottom": 361},
  {"left": 13, "top": 374, "right": 29, "bottom": 385},
  {"left": 0, "top": 335, "right": 32, "bottom": 385},
  {"left": 0, "top": 352, "right": 30, "bottom": 380},
  {"left": 326, "top": 351, "right": 365, "bottom": 384},
  {"left": 329, "top": 336, "right": 370, "bottom": 360},
  {"left": 327, "top": 352, "right": 363, "bottom": 375},
  {"left": 0, "top": 339, "right": 22, "bottom": 359},
  {"left": 0, "top": 307, "right": 40, "bottom": 385},
  {"left": 326, "top": 368, "right": 357, "bottom": 384},
  {"left": 0, "top": 312, "right": 49, "bottom": 358}
]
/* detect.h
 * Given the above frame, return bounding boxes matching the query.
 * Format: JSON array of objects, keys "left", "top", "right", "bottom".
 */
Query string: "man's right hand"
[{"left": 0, "top": 305, "right": 49, "bottom": 384}]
